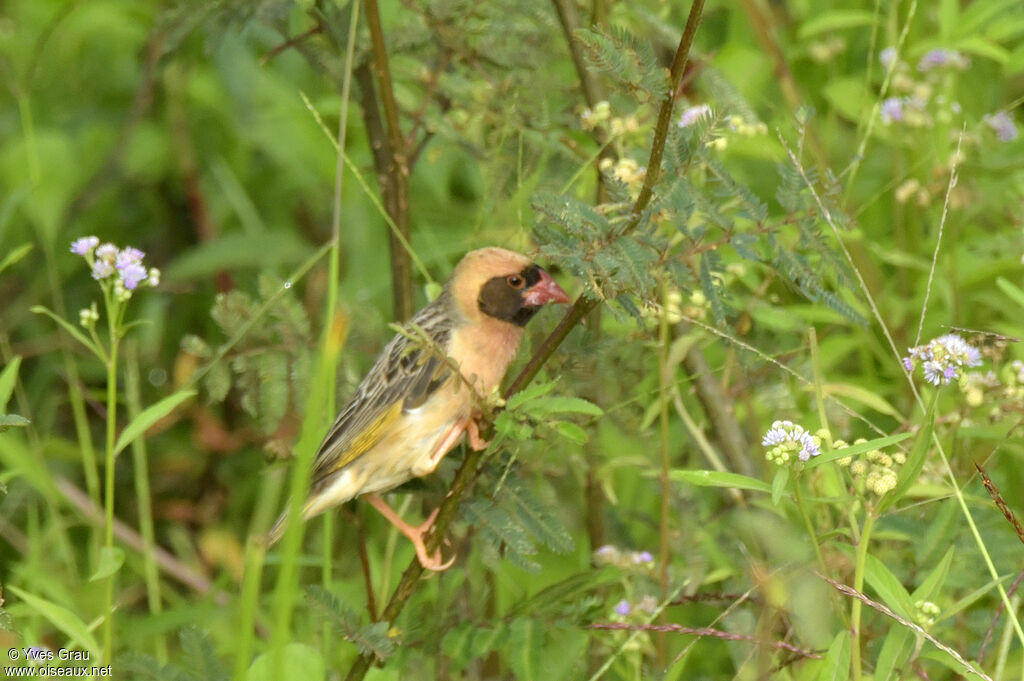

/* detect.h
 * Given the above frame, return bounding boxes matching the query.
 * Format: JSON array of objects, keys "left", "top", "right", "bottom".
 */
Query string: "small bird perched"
[{"left": 268, "top": 247, "right": 570, "bottom": 569}]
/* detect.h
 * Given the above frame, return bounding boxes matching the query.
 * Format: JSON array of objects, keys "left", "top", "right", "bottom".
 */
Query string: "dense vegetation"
[{"left": 2, "top": 0, "right": 1023, "bottom": 679}]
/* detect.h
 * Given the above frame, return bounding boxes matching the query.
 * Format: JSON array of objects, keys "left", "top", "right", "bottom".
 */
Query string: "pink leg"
[
  {"left": 364, "top": 494, "right": 455, "bottom": 571},
  {"left": 429, "top": 416, "right": 471, "bottom": 463}
]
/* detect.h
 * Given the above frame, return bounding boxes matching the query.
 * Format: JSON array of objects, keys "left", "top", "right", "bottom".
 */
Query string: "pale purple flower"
[
  {"left": 594, "top": 545, "right": 621, "bottom": 565},
  {"left": 119, "top": 262, "right": 148, "bottom": 290},
  {"left": 984, "top": 112, "right": 1018, "bottom": 142},
  {"left": 70, "top": 236, "right": 99, "bottom": 256},
  {"left": 917, "top": 49, "right": 968, "bottom": 72},
  {"left": 92, "top": 259, "right": 114, "bottom": 280},
  {"left": 762, "top": 420, "right": 821, "bottom": 463},
  {"left": 678, "top": 104, "right": 712, "bottom": 128},
  {"left": 904, "top": 333, "right": 983, "bottom": 385},
  {"left": 614, "top": 600, "right": 631, "bottom": 616},
  {"left": 633, "top": 551, "right": 654, "bottom": 564},
  {"left": 95, "top": 243, "right": 118, "bottom": 262},
  {"left": 116, "top": 247, "right": 145, "bottom": 269},
  {"left": 881, "top": 98, "right": 904, "bottom": 124},
  {"left": 879, "top": 47, "right": 897, "bottom": 69}
]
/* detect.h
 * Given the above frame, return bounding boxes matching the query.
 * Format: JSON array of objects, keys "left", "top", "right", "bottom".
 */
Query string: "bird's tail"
[{"left": 263, "top": 511, "right": 289, "bottom": 547}]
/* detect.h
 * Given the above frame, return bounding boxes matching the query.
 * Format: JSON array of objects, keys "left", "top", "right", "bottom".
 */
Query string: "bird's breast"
[{"left": 447, "top": 318, "right": 525, "bottom": 395}]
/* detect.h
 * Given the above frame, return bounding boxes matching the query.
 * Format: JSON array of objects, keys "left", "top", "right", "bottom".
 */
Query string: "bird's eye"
[{"left": 506, "top": 274, "right": 525, "bottom": 289}]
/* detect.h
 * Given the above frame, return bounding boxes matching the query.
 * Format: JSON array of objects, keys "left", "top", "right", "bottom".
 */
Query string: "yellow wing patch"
[{"left": 327, "top": 400, "right": 404, "bottom": 474}]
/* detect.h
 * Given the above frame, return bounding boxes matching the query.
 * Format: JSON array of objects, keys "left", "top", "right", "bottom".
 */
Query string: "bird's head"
[{"left": 451, "top": 247, "right": 571, "bottom": 327}]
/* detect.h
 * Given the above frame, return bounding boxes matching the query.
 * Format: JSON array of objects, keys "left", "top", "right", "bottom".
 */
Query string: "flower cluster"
[
  {"left": 762, "top": 421, "right": 821, "bottom": 464},
  {"left": 990, "top": 360, "right": 1024, "bottom": 413},
  {"left": 914, "top": 600, "right": 940, "bottom": 628},
  {"left": 808, "top": 36, "right": 846, "bottom": 63},
  {"left": 962, "top": 370, "right": 1000, "bottom": 408},
  {"left": 598, "top": 157, "right": 646, "bottom": 196},
  {"left": 917, "top": 49, "right": 970, "bottom": 72},
  {"left": 594, "top": 544, "right": 655, "bottom": 569},
  {"left": 677, "top": 104, "right": 712, "bottom": 128},
  {"left": 71, "top": 237, "right": 160, "bottom": 301},
  {"left": 677, "top": 104, "right": 766, "bottom": 152},
  {"left": 983, "top": 112, "right": 1018, "bottom": 142},
  {"left": 875, "top": 47, "right": 967, "bottom": 132},
  {"left": 836, "top": 439, "right": 906, "bottom": 497},
  {"left": 903, "top": 334, "right": 982, "bottom": 386},
  {"left": 580, "top": 100, "right": 641, "bottom": 137},
  {"left": 613, "top": 595, "right": 658, "bottom": 617}
]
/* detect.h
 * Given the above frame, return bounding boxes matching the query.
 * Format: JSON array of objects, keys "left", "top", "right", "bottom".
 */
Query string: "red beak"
[{"left": 523, "top": 268, "right": 571, "bottom": 306}]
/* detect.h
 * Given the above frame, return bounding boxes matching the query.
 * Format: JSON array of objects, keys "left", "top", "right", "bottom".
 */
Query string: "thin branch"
[
  {"left": 915, "top": 126, "right": 963, "bottom": 345},
  {"left": 587, "top": 622, "right": 822, "bottom": 659},
  {"left": 343, "top": 3, "right": 706, "bottom": 677},
  {"left": 260, "top": 24, "right": 324, "bottom": 66},
  {"left": 363, "top": 0, "right": 414, "bottom": 321}
]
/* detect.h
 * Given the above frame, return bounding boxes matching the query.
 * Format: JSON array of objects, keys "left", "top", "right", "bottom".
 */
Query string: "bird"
[{"left": 267, "top": 247, "right": 571, "bottom": 569}]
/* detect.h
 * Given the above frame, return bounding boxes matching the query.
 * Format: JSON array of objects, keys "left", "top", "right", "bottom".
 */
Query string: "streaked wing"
[{"left": 310, "top": 294, "right": 455, "bottom": 483}]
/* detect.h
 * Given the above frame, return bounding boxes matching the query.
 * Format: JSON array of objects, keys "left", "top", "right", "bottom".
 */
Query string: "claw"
[
  {"left": 365, "top": 495, "right": 456, "bottom": 571},
  {"left": 466, "top": 415, "right": 490, "bottom": 451}
]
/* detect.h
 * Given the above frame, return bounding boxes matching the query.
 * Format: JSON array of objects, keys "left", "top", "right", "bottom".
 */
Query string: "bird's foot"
[
  {"left": 466, "top": 416, "right": 490, "bottom": 451},
  {"left": 365, "top": 495, "right": 455, "bottom": 571}
]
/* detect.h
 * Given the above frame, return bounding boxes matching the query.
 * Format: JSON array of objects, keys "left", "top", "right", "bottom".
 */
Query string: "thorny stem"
[{"left": 344, "top": 2, "right": 706, "bottom": 678}]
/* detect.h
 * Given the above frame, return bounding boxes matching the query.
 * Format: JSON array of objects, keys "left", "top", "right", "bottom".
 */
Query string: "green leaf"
[
  {"left": 247, "top": 644, "right": 325, "bottom": 681},
  {"left": 113, "top": 389, "right": 196, "bottom": 455},
  {"left": 996, "top": 276, "right": 1024, "bottom": 309},
  {"left": 816, "top": 630, "right": 850, "bottom": 681},
  {"left": 919, "top": 649, "right": 989, "bottom": 680},
  {"left": 506, "top": 380, "right": 558, "bottom": 411},
  {"left": 6, "top": 585, "right": 99, "bottom": 657},
  {"left": 771, "top": 466, "right": 789, "bottom": 506},
  {"left": 874, "top": 625, "right": 914, "bottom": 681},
  {"left": 257, "top": 352, "right": 288, "bottom": 434},
  {"left": 204, "top": 361, "right": 231, "bottom": 403},
  {"left": 553, "top": 421, "right": 588, "bottom": 444},
  {"left": 878, "top": 399, "right": 936, "bottom": 513},
  {"left": 0, "top": 243, "right": 32, "bottom": 277},
  {"left": 810, "top": 382, "right": 904, "bottom": 419},
  {"left": 864, "top": 554, "right": 914, "bottom": 616},
  {"left": 306, "top": 586, "right": 395, "bottom": 660},
  {"left": 507, "top": 618, "right": 545, "bottom": 681},
  {"left": 537, "top": 396, "right": 602, "bottom": 416},
  {"left": 953, "top": 35, "right": 1010, "bottom": 64},
  {"left": 805, "top": 433, "right": 913, "bottom": 469},
  {"left": 912, "top": 546, "right": 955, "bottom": 602},
  {"left": 89, "top": 546, "right": 125, "bottom": 582},
  {"left": 31, "top": 305, "right": 104, "bottom": 359},
  {"left": 506, "top": 482, "right": 575, "bottom": 554},
  {"left": 0, "top": 414, "right": 29, "bottom": 429},
  {"left": 0, "top": 356, "right": 21, "bottom": 410},
  {"left": 798, "top": 10, "right": 877, "bottom": 38},
  {"left": 670, "top": 469, "right": 771, "bottom": 493},
  {"left": 180, "top": 626, "right": 229, "bottom": 681}
]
